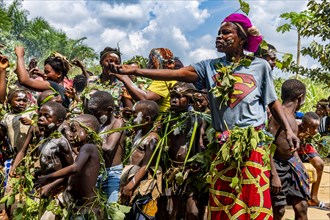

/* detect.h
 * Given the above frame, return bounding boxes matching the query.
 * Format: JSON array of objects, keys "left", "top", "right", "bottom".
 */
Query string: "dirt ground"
[{"left": 283, "top": 158, "right": 330, "bottom": 220}]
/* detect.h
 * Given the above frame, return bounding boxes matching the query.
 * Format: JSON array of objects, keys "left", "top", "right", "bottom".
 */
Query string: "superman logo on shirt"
[{"left": 212, "top": 73, "right": 256, "bottom": 108}]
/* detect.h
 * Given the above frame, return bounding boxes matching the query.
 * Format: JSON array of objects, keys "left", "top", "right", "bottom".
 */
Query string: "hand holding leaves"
[{"left": 34, "top": 175, "right": 50, "bottom": 189}]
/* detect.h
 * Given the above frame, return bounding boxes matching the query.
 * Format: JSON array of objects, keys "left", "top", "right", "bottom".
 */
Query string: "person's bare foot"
[{"left": 308, "top": 200, "right": 330, "bottom": 210}]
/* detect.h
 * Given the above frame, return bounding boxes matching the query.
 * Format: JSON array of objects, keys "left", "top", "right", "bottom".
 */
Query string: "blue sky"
[{"left": 19, "top": 0, "right": 315, "bottom": 77}]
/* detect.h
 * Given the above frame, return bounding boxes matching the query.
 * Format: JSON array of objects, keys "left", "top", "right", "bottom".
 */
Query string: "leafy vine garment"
[{"left": 192, "top": 57, "right": 277, "bottom": 219}]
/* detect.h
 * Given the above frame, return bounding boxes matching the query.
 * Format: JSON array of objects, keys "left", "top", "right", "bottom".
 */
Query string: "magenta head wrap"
[{"left": 223, "top": 13, "right": 262, "bottom": 53}]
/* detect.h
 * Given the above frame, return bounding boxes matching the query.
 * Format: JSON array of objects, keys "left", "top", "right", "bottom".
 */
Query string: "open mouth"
[{"left": 38, "top": 124, "right": 46, "bottom": 131}]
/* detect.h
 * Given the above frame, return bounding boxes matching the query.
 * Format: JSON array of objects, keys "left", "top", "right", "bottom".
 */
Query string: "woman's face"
[
  {"left": 100, "top": 53, "right": 120, "bottom": 73},
  {"left": 215, "top": 22, "right": 243, "bottom": 53},
  {"left": 44, "top": 64, "right": 61, "bottom": 82}
]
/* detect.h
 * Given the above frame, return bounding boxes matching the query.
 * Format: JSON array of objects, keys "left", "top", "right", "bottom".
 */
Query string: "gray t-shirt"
[{"left": 192, "top": 56, "right": 277, "bottom": 131}]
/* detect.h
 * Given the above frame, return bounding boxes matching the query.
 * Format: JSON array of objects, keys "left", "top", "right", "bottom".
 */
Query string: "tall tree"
[{"left": 277, "top": 0, "right": 330, "bottom": 85}]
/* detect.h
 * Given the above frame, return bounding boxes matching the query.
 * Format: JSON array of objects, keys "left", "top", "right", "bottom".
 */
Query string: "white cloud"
[
  {"left": 188, "top": 47, "right": 218, "bottom": 64},
  {"left": 20, "top": 0, "right": 318, "bottom": 70}
]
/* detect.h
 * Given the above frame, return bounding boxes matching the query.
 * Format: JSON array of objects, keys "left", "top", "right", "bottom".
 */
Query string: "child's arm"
[
  {"left": 35, "top": 144, "right": 92, "bottom": 188},
  {"left": 9, "top": 125, "right": 34, "bottom": 177},
  {"left": 122, "top": 135, "right": 158, "bottom": 197},
  {"left": 270, "top": 157, "right": 281, "bottom": 194},
  {"left": 0, "top": 55, "right": 9, "bottom": 104},
  {"left": 40, "top": 178, "right": 65, "bottom": 197}
]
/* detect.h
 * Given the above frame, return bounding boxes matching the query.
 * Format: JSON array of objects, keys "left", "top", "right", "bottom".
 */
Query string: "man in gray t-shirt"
[{"left": 192, "top": 56, "right": 277, "bottom": 131}]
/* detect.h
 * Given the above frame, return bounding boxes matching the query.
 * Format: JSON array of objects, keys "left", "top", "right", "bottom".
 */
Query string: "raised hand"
[
  {"left": 0, "top": 55, "right": 9, "bottom": 70},
  {"left": 15, "top": 46, "right": 25, "bottom": 57},
  {"left": 71, "top": 58, "right": 84, "bottom": 68}
]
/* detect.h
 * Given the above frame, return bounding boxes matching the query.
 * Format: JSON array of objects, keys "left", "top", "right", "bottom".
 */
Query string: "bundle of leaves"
[
  {"left": 207, "top": 126, "right": 275, "bottom": 191},
  {"left": 210, "top": 57, "right": 252, "bottom": 108}
]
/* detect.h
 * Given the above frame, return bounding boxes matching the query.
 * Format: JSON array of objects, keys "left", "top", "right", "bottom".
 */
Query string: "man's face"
[{"left": 37, "top": 105, "right": 60, "bottom": 132}]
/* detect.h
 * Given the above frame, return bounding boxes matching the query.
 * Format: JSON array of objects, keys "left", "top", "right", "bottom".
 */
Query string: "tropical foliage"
[
  {"left": 276, "top": 0, "right": 330, "bottom": 86},
  {"left": 0, "top": 0, "right": 97, "bottom": 67}
]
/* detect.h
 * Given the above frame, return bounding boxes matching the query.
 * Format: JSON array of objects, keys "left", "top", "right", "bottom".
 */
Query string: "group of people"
[{"left": 0, "top": 13, "right": 329, "bottom": 220}]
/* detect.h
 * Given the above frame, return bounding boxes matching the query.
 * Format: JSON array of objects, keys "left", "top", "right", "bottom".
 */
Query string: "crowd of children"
[{"left": 0, "top": 12, "right": 329, "bottom": 220}]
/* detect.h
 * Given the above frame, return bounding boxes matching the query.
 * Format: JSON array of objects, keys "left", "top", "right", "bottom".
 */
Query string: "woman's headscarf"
[
  {"left": 223, "top": 13, "right": 263, "bottom": 53},
  {"left": 148, "top": 48, "right": 175, "bottom": 69}
]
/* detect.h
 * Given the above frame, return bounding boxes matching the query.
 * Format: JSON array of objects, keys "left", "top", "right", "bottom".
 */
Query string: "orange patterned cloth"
[{"left": 208, "top": 143, "right": 273, "bottom": 220}]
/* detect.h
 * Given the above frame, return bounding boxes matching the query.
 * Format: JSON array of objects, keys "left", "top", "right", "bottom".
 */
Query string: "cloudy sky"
[{"left": 19, "top": 0, "right": 315, "bottom": 76}]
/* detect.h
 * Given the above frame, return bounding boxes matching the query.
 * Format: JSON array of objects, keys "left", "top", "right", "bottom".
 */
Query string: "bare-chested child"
[
  {"left": 87, "top": 91, "right": 126, "bottom": 204},
  {"left": 297, "top": 112, "right": 330, "bottom": 210},
  {"left": 33, "top": 101, "right": 74, "bottom": 198},
  {"left": 164, "top": 82, "right": 205, "bottom": 220},
  {"left": 36, "top": 114, "right": 103, "bottom": 218},
  {"left": 268, "top": 79, "right": 309, "bottom": 220},
  {"left": 120, "top": 100, "right": 161, "bottom": 217}
]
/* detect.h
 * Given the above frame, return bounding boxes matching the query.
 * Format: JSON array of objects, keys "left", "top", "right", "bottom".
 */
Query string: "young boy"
[
  {"left": 268, "top": 79, "right": 309, "bottom": 220},
  {"left": 36, "top": 101, "right": 73, "bottom": 176},
  {"left": 297, "top": 112, "right": 329, "bottom": 209},
  {"left": 120, "top": 100, "right": 161, "bottom": 217},
  {"left": 0, "top": 89, "right": 35, "bottom": 183},
  {"left": 35, "top": 114, "right": 103, "bottom": 218},
  {"left": 164, "top": 82, "right": 205, "bottom": 220},
  {"left": 0, "top": 89, "right": 35, "bottom": 218},
  {"left": 87, "top": 91, "right": 126, "bottom": 204}
]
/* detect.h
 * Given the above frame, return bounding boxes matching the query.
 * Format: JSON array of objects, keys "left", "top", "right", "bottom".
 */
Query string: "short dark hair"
[
  {"left": 88, "top": 91, "right": 115, "bottom": 111},
  {"left": 100, "top": 47, "right": 121, "bottom": 64},
  {"left": 302, "top": 111, "right": 320, "bottom": 124},
  {"left": 37, "top": 89, "right": 58, "bottom": 106},
  {"left": 73, "top": 75, "right": 87, "bottom": 93},
  {"left": 281, "top": 79, "right": 306, "bottom": 102},
  {"left": 73, "top": 114, "right": 100, "bottom": 132},
  {"left": 42, "top": 101, "right": 67, "bottom": 121},
  {"left": 134, "top": 100, "right": 159, "bottom": 121}
]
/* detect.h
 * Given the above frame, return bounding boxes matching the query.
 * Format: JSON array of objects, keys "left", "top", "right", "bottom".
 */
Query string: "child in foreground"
[
  {"left": 268, "top": 79, "right": 309, "bottom": 220},
  {"left": 35, "top": 114, "right": 103, "bottom": 218},
  {"left": 88, "top": 91, "right": 126, "bottom": 204},
  {"left": 120, "top": 100, "right": 161, "bottom": 219}
]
